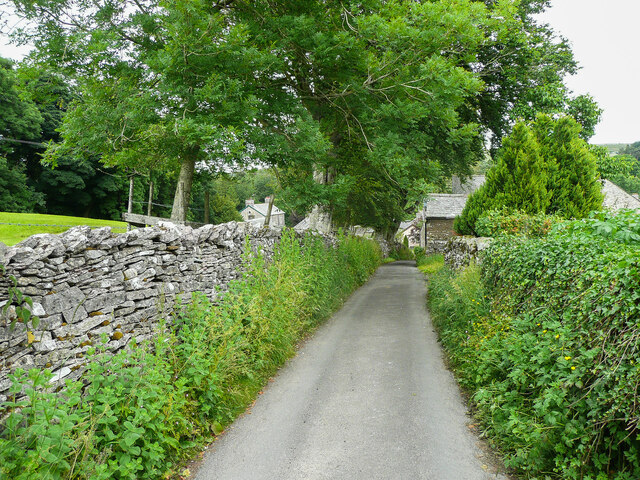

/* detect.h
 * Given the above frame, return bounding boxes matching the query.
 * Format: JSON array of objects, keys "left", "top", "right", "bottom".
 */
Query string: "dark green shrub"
[
  {"left": 534, "top": 115, "right": 603, "bottom": 218},
  {"left": 388, "top": 244, "right": 414, "bottom": 261}
]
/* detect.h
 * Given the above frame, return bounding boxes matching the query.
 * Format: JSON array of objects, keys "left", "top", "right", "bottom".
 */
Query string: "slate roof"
[
  {"left": 601, "top": 180, "right": 640, "bottom": 210},
  {"left": 423, "top": 194, "right": 468, "bottom": 219},
  {"left": 294, "top": 217, "right": 309, "bottom": 231},
  {"left": 452, "top": 175, "right": 486, "bottom": 195},
  {"left": 398, "top": 220, "right": 414, "bottom": 232},
  {"left": 240, "top": 202, "right": 284, "bottom": 217}
]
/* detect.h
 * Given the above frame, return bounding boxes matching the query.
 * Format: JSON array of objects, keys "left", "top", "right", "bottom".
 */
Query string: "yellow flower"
[
  {"left": 543, "top": 330, "right": 547, "bottom": 333},
  {"left": 571, "top": 366, "right": 576, "bottom": 370},
  {"left": 565, "top": 356, "right": 571, "bottom": 361},
  {"left": 555, "top": 334, "right": 560, "bottom": 339}
]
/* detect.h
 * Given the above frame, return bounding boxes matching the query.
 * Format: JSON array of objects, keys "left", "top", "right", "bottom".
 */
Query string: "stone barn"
[{"left": 422, "top": 194, "right": 468, "bottom": 253}]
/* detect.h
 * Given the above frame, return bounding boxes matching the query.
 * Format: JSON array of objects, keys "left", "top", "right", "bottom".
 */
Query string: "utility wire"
[{"left": 0, "top": 136, "right": 48, "bottom": 147}]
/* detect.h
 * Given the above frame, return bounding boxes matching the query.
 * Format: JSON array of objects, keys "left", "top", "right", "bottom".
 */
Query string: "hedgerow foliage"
[
  {"left": 455, "top": 115, "right": 603, "bottom": 235},
  {"left": 0, "top": 230, "right": 382, "bottom": 479},
  {"left": 475, "top": 208, "right": 563, "bottom": 238},
  {"left": 429, "top": 210, "right": 640, "bottom": 479}
]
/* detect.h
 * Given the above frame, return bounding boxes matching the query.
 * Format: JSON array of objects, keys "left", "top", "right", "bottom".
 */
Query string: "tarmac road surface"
[{"left": 192, "top": 261, "right": 506, "bottom": 480}]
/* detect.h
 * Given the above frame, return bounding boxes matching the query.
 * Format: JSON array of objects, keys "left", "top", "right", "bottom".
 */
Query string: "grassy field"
[{"left": 0, "top": 212, "right": 128, "bottom": 246}]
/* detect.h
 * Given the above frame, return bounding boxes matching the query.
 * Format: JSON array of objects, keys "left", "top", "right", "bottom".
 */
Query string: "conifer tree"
[
  {"left": 455, "top": 122, "right": 549, "bottom": 235},
  {"left": 533, "top": 115, "right": 603, "bottom": 218}
]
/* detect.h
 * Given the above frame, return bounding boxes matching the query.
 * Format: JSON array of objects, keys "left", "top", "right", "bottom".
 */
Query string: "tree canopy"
[{"left": 5, "top": 0, "right": 597, "bottom": 235}]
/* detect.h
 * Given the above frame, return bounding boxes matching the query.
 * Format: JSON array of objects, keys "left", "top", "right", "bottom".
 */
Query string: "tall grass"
[{"left": 0, "top": 230, "right": 382, "bottom": 479}]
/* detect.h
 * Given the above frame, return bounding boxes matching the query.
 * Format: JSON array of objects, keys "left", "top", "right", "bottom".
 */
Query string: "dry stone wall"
[
  {"left": 0, "top": 221, "right": 300, "bottom": 402},
  {"left": 444, "top": 236, "right": 493, "bottom": 271}
]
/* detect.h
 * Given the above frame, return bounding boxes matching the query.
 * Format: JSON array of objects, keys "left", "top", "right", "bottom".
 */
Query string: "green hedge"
[
  {"left": 0, "top": 230, "right": 382, "bottom": 480},
  {"left": 428, "top": 211, "right": 640, "bottom": 479},
  {"left": 475, "top": 208, "right": 563, "bottom": 238}
]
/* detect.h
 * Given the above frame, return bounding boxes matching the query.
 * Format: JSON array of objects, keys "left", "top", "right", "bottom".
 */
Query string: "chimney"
[
  {"left": 264, "top": 196, "right": 272, "bottom": 204},
  {"left": 245, "top": 198, "right": 254, "bottom": 206}
]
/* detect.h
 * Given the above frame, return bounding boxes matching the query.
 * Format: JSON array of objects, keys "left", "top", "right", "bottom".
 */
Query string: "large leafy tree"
[
  {"left": 0, "top": 57, "right": 45, "bottom": 211},
  {"left": 469, "top": 0, "right": 601, "bottom": 149},
  {"left": 233, "top": 0, "right": 488, "bottom": 236},
  {"left": 9, "top": 0, "right": 265, "bottom": 221},
  {"left": 6, "top": 0, "right": 595, "bottom": 235}
]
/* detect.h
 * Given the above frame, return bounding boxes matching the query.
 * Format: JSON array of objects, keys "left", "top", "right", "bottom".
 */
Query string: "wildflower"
[
  {"left": 571, "top": 366, "right": 576, "bottom": 370},
  {"left": 565, "top": 356, "right": 571, "bottom": 361},
  {"left": 555, "top": 334, "right": 559, "bottom": 339},
  {"left": 543, "top": 330, "right": 547, "bottom": 333}
]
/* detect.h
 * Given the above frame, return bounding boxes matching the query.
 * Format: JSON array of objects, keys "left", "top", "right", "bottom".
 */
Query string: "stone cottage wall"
[
  {"left": 443, "top": 236, "right": 493, "bottom": 271},
  {"left": 426, "top": 219, "right": 457, "bottom": 254},
  {"left": 0, "top": 221, "right": 319, "bottom": 402}
]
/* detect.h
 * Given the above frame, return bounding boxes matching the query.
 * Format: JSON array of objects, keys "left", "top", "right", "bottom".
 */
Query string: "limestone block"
[
  {"left": 62, "top": 305, "right": 88, "bottom": 324},
  {"left": 33, "top": 332, "right": 56, "bottom": 352},
  {"left": 114, "top": 306, "right": 136, "bottom": 317},
  {"left": 61, "top": 226, "right": 91, "bottom": 253},
  {"left": 86, "top": 249, "right": 107, "bottom": 261},
  {"left": 4, "top": 247, "right": 36, "bottom": 267},
  {"left": 17, "top": 276, "right": 38, "bottom": 286},
  {"left": 49, "top": 366, "right": 72, "bottom": 384},
  {"left": 126, "top": 288, "right": 157, "bottom": 302},
  {"left": 65, "top": 256, "right": 86, "bottom": 269},
  {"left": 89, "top": 324, "right": 115, "bottom": 337},
  {"left": 83, "top": 291, "right": 126, "bottom": 313},
  {"left": 47, "top": 257, "right": 64, "bottom": 266},
  {"left": 27, "top": 302, "right": 46, "bottom": 317},
  {"left": 35, "top": 267, "right": 57, "bottom": 278},
  {"left": 39, "top": 314, "right": 63, "bottom": 330},
  {"left": 123, "top": 267, "right": 138, "bottom": 280},
  {"left": 125, "top": 277, "right": 145, "bottom": 291},
  {"left": 41, "top": 287, "right": 85, "bottom": 316},
  {"left": 87, "top": 227, "right": 113, "bottom": 246},
  {"left": 55, "top": 314, "right": 109, "bottom": 337}
]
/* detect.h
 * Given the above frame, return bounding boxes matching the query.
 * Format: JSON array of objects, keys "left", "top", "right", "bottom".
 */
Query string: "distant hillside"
[{"left": 598, "top": 143, "right": 629, "bottom": 155}]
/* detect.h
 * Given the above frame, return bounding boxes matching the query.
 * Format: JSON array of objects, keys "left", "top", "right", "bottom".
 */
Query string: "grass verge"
[{"left": 0, "top": 212, "right": 128, "bottom": 246}]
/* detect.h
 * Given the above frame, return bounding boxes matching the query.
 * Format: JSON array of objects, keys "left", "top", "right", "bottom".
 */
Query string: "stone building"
[
  {"left": 240, "top": 198, "right": 285, "bottom": 228},
  {"left": 419, "top": 176, "right": 486, "bottom": 252},
  {"left": 422, "top": 194, "right": 468, "bottom": 253}
]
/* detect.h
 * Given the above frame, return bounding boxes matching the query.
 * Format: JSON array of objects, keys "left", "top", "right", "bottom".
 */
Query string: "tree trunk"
[
  {"left": 127, "top": 175, "right": 135, "bottom": 231},
  {"left": 147, "top": 180, "right": 154, "bottom": 217},
  {"left": 170, "top": 150, "right": 198, "bottom": 222},
  {"left": 308, "top": 166, "right": 334, "bottom": 233},
  {"left": 264, "top": 195, "right": 274, "bottom": 228}
]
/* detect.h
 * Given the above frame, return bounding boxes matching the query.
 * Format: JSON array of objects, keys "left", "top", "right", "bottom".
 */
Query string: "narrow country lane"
[{"left": 192, "top": 261, "right": 505, "bottom": 480}]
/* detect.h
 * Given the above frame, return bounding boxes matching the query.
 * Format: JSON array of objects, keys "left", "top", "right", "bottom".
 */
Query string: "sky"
[
  {"left": 1, "top": 1, "right": 639, "bottom": 145},
  {"left": 536, "top": 0, "right": 640, "bottom": 144}
]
